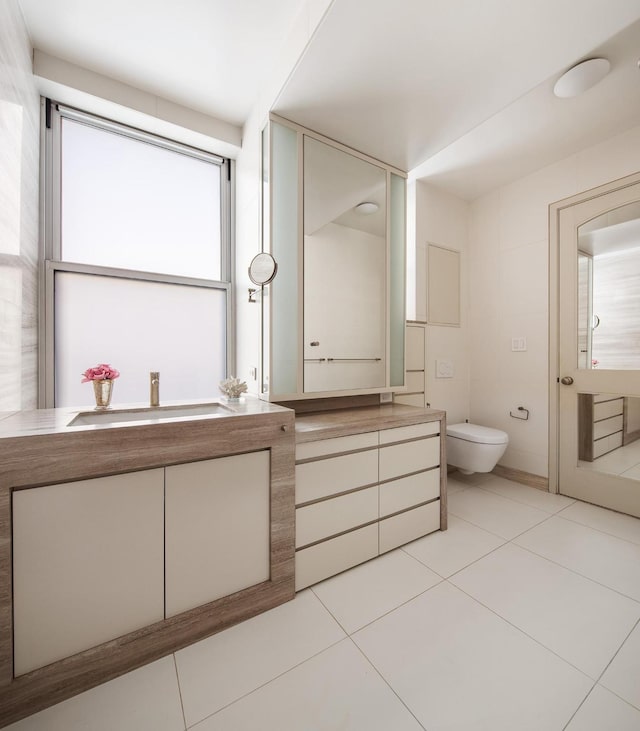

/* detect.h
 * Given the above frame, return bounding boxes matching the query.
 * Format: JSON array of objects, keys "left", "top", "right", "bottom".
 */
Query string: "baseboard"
[{"left": 492, "top": 464, "right": 549, "bottom": 492}]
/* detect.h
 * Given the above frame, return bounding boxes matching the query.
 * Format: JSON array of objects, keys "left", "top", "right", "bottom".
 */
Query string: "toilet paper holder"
[{"left": 510, "top": 406, "right": 529, "bottom": 420}]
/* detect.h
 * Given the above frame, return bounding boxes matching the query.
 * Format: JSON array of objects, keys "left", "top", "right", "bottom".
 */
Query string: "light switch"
[
  {"left": 511, "top": 337, "right": 527, "bottom": 352},
  {"left": 436, "top": 359, "right": 454, "bottom": 378}
]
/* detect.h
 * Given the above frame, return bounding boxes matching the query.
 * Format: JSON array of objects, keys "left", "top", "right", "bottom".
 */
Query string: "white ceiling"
[{"left": 17, "top": 0, "right": 640, "bottom": 200}]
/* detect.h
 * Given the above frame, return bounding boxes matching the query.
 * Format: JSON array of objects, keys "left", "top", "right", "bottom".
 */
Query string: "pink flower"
[{"left": 81, "top": 363, "right": 120, "bottom": 382}]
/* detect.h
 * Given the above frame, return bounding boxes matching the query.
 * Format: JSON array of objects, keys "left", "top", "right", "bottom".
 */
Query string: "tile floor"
[
  {"left": 579, "top": 438, "right": 640, "bottom": 480},
  {"left": 8, "top": 473, "right": 640, "bottom": 730}
]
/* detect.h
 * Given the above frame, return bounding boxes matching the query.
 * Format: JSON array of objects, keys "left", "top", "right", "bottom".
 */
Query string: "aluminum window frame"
[{"left": 39, "top": 100, "right": 234, "bottom": 408}]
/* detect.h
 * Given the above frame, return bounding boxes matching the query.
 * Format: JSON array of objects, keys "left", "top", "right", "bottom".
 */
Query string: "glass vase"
[{"left": 93, "top": 379, "right": 114, "bottom": 409}]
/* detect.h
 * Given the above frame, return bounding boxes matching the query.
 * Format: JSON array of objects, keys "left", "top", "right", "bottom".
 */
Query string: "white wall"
[
  {"left": 414, "top": 181, "right": 470, "bottom": 425},
  {"left": 468, "top": 122, "right": 640, "bottom": 478},
  {"left": 0, "top": 0, "right": 40, "bottom": 410}
]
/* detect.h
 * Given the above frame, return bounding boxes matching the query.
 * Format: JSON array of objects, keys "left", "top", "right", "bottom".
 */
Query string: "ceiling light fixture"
[
  {"left": 355, "top": 201, "right": 379, "bottom": 215},
  {"left": 553, "top": 58, "right": 610, "bottom": 98}
]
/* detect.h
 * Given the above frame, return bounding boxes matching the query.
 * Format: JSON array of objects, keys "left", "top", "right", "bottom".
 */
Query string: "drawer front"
[
  {"left": 379, "top": 422, "right": 439, "bottom": 445},
  {"left": 295, "top": 524, "right": 378, "bottom": 591},
  {"left": 406, "top": 326, "right": 425, "bottom": 370},
  {"left": 379, "top": 501, "right": 441, "bottom": 554},
  {"left": 379, "top": 437, "right": 440, "bottom": 481},
  {"left": 405, "top": 371, "right": 425, "bottom": 392},
  {"left": 394, "top": 393, "right": 425, "bottom": 408},
  {"left": 379, "top": 469, "right": 440, "bottom": 518},
  {"left": 594, "top": 398, "right": 623, "bottom": 421},
  {"left": 296, "top": 431, "right": 378, "bottom": 461},
  {"left": 593, "top": 414, "right": 623, "bottom": 440},
  {"left": 296, "top": 449, "right": 378, "bottom": 504},
  {"left": 296, "top": 486, "right": 378, "bottom": 548},
  {"left": 593, "top": 431, "right": 623, "bottom": 459}
]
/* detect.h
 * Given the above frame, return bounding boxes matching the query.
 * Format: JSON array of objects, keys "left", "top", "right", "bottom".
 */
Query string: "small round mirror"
[{"left": 248, "top": 252, "right": 278, "bottom": 286}]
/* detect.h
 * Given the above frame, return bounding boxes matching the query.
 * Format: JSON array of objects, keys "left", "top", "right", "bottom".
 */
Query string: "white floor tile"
[
  {"left": 174, "top": 590, "right": 345, "bottom": 728},
  {"left": 600, "top": 621, "right": 640, "bottom": 710},
  {"left": 478, "top": 475, "right": 575, "bottom": 513},
  {"left": 191, "top": 639, "right": 423, "bottom": 731},
  {"left": 559, "top": 500, "right": 640, "bottom": 545},
  {"left": 448, "top": 486, "right": 550, "bottom": 539},
  {"left": 565, "top": 685, "right": 640, "bottom": 730},
  {"left": 353, "top": 582, "right": 591, "bottom": 731},
  {"left": 311, "top": 549, "right": 441, "bottom": 634},
  {"left": 402, "top": 514, "right": 504, "bottom": 578},
  {"left": 450, "top": 543, "right": 640, "bottom": 678},
  {"left": 4, "top": 657, "right": 184, "bottom": 731},
  {"left": 515, "top": 516, "right": 640, "bottom": 602}
]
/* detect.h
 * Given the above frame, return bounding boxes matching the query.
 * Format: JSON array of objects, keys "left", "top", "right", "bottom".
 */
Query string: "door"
[{"left": 557, "top": 176, "right": 640, "bottom": 516}]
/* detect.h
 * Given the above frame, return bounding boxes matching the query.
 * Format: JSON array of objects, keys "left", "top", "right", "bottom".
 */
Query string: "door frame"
[{"left": 549, "top": 169, "right": 640, "bottom": 494}]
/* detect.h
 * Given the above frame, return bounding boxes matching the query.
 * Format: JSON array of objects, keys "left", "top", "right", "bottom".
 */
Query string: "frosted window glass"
[
  {"left": 55, "top": 272, "right": 226, "bottom": 408},
  {"left": 61, "top": 119, "right": 221, "bottom": 279},
  {"left": 270, "top": 122, "right": 299, "bottom": 395},
  {"left": 389, "top": 173, "right": 406, "bottom": 387}
]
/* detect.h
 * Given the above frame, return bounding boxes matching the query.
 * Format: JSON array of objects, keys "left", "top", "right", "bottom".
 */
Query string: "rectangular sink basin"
[{"left": 68, "top": 402, "right": 233, "bottom": 427}]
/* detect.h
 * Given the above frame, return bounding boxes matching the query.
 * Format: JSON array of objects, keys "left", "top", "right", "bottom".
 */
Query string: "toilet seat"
[{"left": 447, "top": 423, "right": 508, "bottom": 445}]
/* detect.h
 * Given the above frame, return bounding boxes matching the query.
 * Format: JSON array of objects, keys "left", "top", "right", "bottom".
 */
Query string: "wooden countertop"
[
  {"left": 295, "top": 404, "right": 446, "bottom": 443},
  {"left": 0, "top": 397, "right": 294, "bottom": 488}
]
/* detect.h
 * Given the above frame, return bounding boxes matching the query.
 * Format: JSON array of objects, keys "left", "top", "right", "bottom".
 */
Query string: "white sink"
[{"left": 68, "top": 402, "right": 233, "bottom": 427}]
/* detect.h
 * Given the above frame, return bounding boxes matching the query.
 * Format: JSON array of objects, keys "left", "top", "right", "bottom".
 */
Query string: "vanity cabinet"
[
  {"left": 13, "top": 470, "right": 165, "bottom": 676},
  {"left": 578, "top": 393, "right": 625, "bottom": 460},
  {"left": 165, "top": 451, "right": 271, "bottom": 617},
  {"left": 261, "top": 115, "right": 407, "bottom": 401},
  {"left": 295, "top": 410, "right": 445, "bottom": 590}
]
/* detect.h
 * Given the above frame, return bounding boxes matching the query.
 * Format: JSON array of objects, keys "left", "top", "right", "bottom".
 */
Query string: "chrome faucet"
[{"left": 150, "top": 372, "right": 160, "bottom": 407}]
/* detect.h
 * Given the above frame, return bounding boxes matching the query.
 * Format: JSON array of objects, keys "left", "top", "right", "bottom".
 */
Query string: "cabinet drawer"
[
  {"left": 296, "top": 431, "right": 378, "bottom": 461},
  {"left": 406, "top": 326, "right": 425, "bottom": 370},
  {"left": 295, "top": 524, "right": 378, "bottom": 591},
  {"left": 394, "top": 393, "right": 425, "bottom": 408},
  {"left": 379, "top": 469, "right": 440, "bottom": 518},
  {"left": 379, "top": 501, "right": 441, "bottom": 554},
  {"left": 296, "top": 486, "right": 378, "bottom": 548},
  {"left": 405, "top": 371, "right": 425, "bottom": 393},
  {"left": 379, "top": 421, "right": 439, "bottom": 444},
  {"left": 594, "top": 398, "right": 623, "bottom": 421},
  {"left": 295, "top": 449, "right": 378, "bottom": 504},
  {"left": 593, "top": 431, "right": 623, "bottom": 459},
  {"left": 379, "top": 437, "right": 440, "bottom": 481},
  {"left": 593, "top": 414, "right": 623, "bottom": 440}
]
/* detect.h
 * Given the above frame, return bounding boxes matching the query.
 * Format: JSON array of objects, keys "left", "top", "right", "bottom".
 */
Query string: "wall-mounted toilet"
[{"left": 446, "top": 423, "right": 509, "bottom": 475}]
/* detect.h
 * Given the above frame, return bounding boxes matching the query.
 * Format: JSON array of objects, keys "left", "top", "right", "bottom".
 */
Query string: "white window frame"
[{"left": 38, "top": 101, "right": 234, "bottom": 407}]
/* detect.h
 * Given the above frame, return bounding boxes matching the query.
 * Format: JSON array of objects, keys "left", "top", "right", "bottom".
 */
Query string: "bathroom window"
[{"left": 41, "top": 102, "right": 232, "bottom": 408}]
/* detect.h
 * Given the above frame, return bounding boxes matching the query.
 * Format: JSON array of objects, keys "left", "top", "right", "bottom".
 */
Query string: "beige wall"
[
  {"left": 468, "top": 123, "right": 640, "bottom": 478},
  {"left": 0, "top": 0, "right": 40, "bottom": 410}
]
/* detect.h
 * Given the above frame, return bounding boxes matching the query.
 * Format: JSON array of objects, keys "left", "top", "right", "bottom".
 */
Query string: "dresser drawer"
[
  {"left": 296, "top": 486, "right": 378, "bottom": 548},
  {"left": 296, "top": 431, "right": 378, "bottom": 461},
  {"left": 593, "top": 414, "right": 623, "bottom": 440},
  {"left": 295, "top": 449, "right": 378, "bottom": 504},
  {"left": 379, "top": 501, "right": 440, "bottom": 554},
  {"left": 295, "top": 524, "right": 378, "bottom": 591},
  {"left": 379, "top": 437, "right": 440, "bottom": 481},
  {"left": 593, "top": 398, "right": 624, "bottom": 421},
  {"left": 379, "top": 469, "right": 440, "bottom": 518},
  {"left": 379, "top": 422, "right": 439, "bottom": 445}
]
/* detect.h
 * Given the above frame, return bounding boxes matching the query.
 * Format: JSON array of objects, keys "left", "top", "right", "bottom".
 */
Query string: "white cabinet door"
[
  {"left": 165, "top": 450, "right": 271, "bottom": 618},
  {"left": 13, "top": 469, "right": 165, "bottom": 676}
]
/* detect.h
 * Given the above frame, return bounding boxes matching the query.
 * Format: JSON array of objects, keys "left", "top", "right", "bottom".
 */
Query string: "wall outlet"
[
  {"left": 249, "top": 367, "right": 257, "bottom": 380},
  {"left": 379, "top": 392, "right": 393, "bottom": 403}
]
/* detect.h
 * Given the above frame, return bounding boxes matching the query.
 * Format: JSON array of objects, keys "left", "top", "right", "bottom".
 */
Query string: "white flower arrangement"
[{"left": 219, "top": 376, "right": 248, "bottom": 399}]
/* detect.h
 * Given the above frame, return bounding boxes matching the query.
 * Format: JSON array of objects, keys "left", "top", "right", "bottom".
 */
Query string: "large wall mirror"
[{"left": 303, "top": 137, "right": 386, "bottom": 392}]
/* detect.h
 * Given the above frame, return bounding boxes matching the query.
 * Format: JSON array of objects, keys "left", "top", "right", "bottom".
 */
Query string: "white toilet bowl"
[{"left": 446, "top": 423, "right": 508, "bottom": 475}]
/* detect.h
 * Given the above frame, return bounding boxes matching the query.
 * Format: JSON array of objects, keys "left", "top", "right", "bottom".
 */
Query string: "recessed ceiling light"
[
  {"left": 553, "top": 58, "right": 610, "bottom": 98},
  {"left": 355, "top": 201, "right": 379, "bottom": 215}
]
